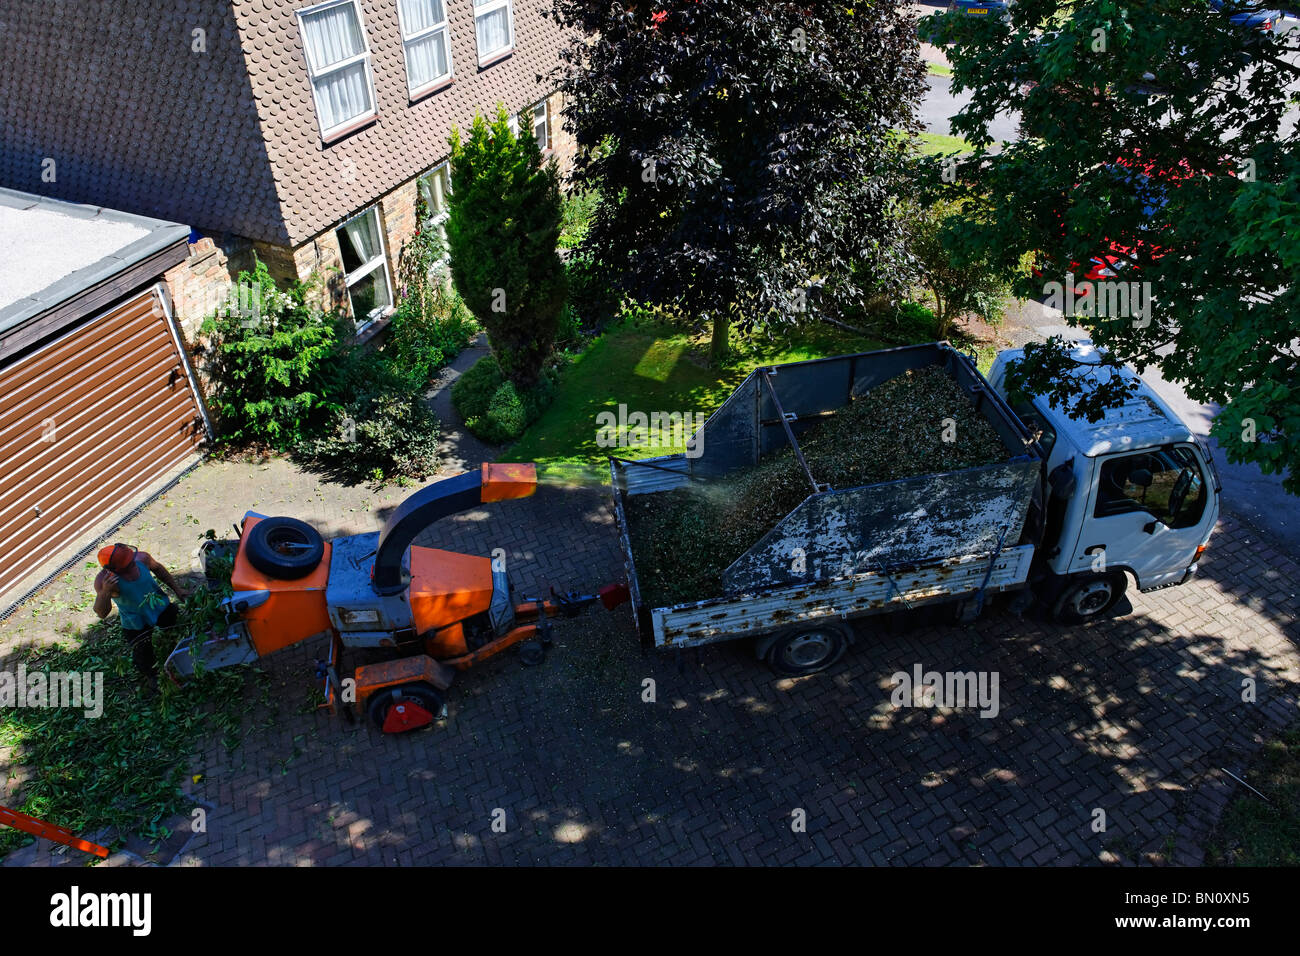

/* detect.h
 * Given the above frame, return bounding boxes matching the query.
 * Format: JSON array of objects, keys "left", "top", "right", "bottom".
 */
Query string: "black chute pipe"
[{"left": 373, "top": 470, "right": 484, "bottom": 594}]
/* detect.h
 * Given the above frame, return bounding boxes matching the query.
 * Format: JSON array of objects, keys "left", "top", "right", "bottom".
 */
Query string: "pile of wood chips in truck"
[{"left": 624, "top": 365, "right": 1009, "bottom": 607}]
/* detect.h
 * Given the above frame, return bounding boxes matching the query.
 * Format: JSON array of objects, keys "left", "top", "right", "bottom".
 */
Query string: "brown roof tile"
[{"left": 0, "top": 0, "right": 570, "bottom": 246}]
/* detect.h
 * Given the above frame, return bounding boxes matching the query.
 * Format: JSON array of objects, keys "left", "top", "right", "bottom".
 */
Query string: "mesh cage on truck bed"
[{"left": 609, "top": 342, "right": 1046, "bottom": 647}]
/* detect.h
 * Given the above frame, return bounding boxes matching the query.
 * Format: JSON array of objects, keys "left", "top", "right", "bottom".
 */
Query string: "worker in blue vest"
[{"left": 93, "top": 543, "right": 189, "bottom": 684}]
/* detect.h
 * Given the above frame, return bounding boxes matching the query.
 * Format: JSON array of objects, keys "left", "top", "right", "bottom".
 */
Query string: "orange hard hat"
[{"left": 97, "top": 543, "right": 137, "bottom": 572}]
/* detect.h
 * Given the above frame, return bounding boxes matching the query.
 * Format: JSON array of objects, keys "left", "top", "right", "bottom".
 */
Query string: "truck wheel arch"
[{"left": 1049, "top": 570, "right": 1129, "bottom": 624}]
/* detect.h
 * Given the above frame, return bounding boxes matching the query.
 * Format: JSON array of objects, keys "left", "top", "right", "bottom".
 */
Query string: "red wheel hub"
[{"left": 381, "top": 699, "right": 434, "bottom": 733}]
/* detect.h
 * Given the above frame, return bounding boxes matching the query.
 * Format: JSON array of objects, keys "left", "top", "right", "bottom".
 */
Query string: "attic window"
[
  {"left": 299, "top": 0, "right": 377, "bottom": 139},
  {"left": 473, "top": 0, "right": 514, "bottom": 65},
  {"left": 398, "top": 0, "right": 453, "bottom": 95}
]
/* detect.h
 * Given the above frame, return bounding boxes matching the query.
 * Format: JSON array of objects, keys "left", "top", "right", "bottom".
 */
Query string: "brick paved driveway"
[{"left": 2, "top": 456, "right": 1297, "bottom": 866}]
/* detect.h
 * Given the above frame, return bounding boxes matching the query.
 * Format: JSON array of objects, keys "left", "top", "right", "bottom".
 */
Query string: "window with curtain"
[
  {"left": 473, "top": 0, "right": 514, "bottom": 63},
  {"left": 532, "top": 101, "right": 549, "bottom": 151},
  {"left": 299, "top": 0, "right": 376, "bottom": 137},
  {"left": 336, "top": 208, "right": 393, "bottom": 327},
  {"left": 417, "top": 162, "right": 452, "bottom": 276},
  {"left": 398, "top": 0, "right": 452, "bottom": 94}
]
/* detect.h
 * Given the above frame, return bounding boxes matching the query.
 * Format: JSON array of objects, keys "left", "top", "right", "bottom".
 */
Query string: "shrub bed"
[{"left": 452, "top": 354, "right": 556, "bottom": 445}]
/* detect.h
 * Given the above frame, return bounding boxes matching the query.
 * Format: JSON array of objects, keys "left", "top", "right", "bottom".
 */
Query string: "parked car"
[
  {"left": 1034, "top": 153, "right": 1213, "bottom": 282},
  {"left": 949, "top": 0, "right": 1013, "bottom": 18},
  {"left": 1208, "top": 0, "right": 1285, "bottom": 30}
]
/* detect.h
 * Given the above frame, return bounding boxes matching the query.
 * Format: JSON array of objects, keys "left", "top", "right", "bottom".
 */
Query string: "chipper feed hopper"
[{"left": 166, "top": 463, "right": 626, "bottom": 733}]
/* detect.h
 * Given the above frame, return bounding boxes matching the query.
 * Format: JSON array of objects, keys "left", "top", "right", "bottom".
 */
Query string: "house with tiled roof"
[{"left": 0, "top": 0, "right": 575, "bottom": 335}]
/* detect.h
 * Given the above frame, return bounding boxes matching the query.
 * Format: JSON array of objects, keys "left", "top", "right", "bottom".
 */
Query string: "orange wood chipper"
[{"left": 165, "top": 463, "right": 627, "bottom": 733}]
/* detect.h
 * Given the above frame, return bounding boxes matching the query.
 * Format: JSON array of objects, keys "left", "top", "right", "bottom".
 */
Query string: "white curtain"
[
  {"left": 302, "top": 5, "right": 364, "bottom": 70},
  {"left": 419, "top": 167, "right": 450, "bottom": 222},
  {"left": 400, "top": 0, "right": 446, "bottom": 34},
  {"left": 314, "top": 62, "right": 370, "bottom": 131},
  {"left": 303, "top": 4, "right": 371, "bottom": 129},
  {"left": 343, "top": 212, "right": 381, "bottom": 271},
  {"left": 406, "top": 31, "right": 448, "bottom": 89},
  {"left": 476, "top": 5, "right": 511, "bottom": 56},
  {"left": 418, "top": 178, "right": 436, "bottom": 218}
]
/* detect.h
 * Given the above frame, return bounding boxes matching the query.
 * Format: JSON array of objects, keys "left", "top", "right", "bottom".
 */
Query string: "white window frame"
[
  {"left": 336, "top": 206, "right": 394, "bottom": 329},
  {"left": 473, "top": 0, "right": 515, "bottom": 66},
  {"left": 531, "top": 100, "right": 549, "bottom": 152},
  {"left": 397, "top": 0, "right": 454, "bottom": 97},
  {"left": 418, "top": 161, "right": 453, "bottom": 275},
  {"left": 297, "top": 0, "right": 379, "bottom": 141}
]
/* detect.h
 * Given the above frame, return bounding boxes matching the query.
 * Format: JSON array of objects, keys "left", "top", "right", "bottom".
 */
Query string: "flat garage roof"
[{"left": 0, "top": 187, "right": 191, "bottom": 337}]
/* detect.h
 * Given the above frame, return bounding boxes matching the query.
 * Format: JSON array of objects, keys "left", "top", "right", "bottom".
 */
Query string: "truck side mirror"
[{"left": 1048, "top": 462, "right": 1076, "bottom": 500}]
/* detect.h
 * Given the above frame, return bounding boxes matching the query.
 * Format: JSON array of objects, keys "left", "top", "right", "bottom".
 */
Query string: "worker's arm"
[
  {"left": 141, "top": 552, "right": 188, "bottom": 600},
  {"left": 92, "top": 570, "right": 118, "bottom": 620}
]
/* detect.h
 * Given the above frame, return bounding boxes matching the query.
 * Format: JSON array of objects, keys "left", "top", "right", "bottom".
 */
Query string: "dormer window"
[
  {"left": 398, "top": 0, "right": 453, "bottom": 96},
  {"left": 298, "top": 0, "right": 377, "bottom": 140}
]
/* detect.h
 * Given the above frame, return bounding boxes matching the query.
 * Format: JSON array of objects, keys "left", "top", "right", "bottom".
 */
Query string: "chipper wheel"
[{"left": 366, "top": 682, "right": 446, "bottom": 733}]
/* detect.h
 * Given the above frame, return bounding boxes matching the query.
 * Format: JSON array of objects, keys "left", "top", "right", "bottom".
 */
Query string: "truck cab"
[{"left": 988, "top": 340, "right": 1220, "bottom": 620}]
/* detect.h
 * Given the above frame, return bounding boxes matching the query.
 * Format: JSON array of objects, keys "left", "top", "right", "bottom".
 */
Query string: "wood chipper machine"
[{"left": 165, "top": 463, "right": 628, "bottom": 733}]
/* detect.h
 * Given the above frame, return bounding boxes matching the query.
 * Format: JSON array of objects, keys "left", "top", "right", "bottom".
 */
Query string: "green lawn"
[
  {"left": 926, "top": 61, "right": 953, "bottom": 78},
  {"left": 508, "top": 321, "right": 886, "bottom": 480},
  {"left": 1207, "top": 727, "right": 1300, "bottom": 866},
  {"left": 916, "top": 131, "right": 973, "bottom": 156}
]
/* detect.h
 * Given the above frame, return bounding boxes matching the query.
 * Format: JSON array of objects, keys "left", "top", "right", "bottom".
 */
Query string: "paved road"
[{"left": 921, "top": 73, "right": 1021, "bottom": 146}]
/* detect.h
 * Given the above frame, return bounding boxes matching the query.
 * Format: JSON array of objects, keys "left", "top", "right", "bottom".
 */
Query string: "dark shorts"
[{"left": 122, "top": 602, "right": 178, "bottom": 677}]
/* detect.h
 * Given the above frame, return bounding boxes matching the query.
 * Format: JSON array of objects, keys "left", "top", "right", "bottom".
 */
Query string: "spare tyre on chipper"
[{"left": 242, "top": 516, "right": 325, "bottom": 580}]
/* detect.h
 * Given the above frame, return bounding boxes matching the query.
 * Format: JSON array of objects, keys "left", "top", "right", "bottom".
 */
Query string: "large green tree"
[
  {"left": 446, "top": 107, "right": 567, "bottom": 389},
  {"left": 926, "top": 0, "right": 1300, "bottom": 491},
  {"left": 548, "top": 0, "right": 926, "bottom": 363}
]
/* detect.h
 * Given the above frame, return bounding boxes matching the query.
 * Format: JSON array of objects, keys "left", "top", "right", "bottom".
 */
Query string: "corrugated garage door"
[{"left": 0, "top": 286, "right": 206, "bottom": 604}]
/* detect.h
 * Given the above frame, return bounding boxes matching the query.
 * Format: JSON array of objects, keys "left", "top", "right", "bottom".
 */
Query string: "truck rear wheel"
[
  {"left": 1051, "top": 572, "right": 1127, "bottom": 624},
  {"left": 764, "top": 623, "right": 849, "bottom": 677}
]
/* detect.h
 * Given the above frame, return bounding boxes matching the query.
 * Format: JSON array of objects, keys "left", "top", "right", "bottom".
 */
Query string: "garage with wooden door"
[{"left": 0, "top": 188, "right": 210, "bottom": 611}]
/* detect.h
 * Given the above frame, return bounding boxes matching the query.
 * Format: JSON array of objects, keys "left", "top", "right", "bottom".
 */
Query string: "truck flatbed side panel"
[
  {"left": 614, "top": 454, "right": 692, "bottom": 496},
  {"left": 687, "top": 372, "right": 761, "bottom": 479},
  {"left": 609, "top": 457, "right": 646, "bottom": 614},
  {"left": 653, "top": 544, "right": 1036, "bottom": 649},
  {"left": 684, "top": 343, "right": 1033, "bottom": 482},
  {"left": 723, "top": 458, "right": 1042, "bottom": 592}
]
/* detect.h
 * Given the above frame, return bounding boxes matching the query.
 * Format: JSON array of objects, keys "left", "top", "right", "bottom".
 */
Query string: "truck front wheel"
[
  {"left": 764, "top": 623, "right": 849, "bottom": 677},
  {"left": 1051, "top": 572, "right": 1127, "bottom": 625}
]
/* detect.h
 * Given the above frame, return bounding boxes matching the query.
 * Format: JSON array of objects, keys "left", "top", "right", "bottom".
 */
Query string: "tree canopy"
[
  {"left": 445, "top": 107, "right": 566, "bottom": 389},
  {"left": 926, "top": 0, "right": 1300, "bottom": 491},
  {"left": 548, "top": 0, "right": 927, "bottom": 361}
]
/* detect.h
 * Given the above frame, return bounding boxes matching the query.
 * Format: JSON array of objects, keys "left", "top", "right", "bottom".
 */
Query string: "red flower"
[{"left": 651, "top": 10, "right": 668, "bottom": 28}]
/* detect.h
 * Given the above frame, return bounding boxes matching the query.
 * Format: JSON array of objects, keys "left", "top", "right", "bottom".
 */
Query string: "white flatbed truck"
[{"left": 610, "top": 340, "right": 1220, "bottom": 676}]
